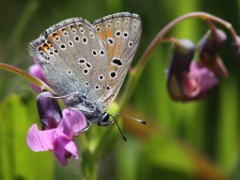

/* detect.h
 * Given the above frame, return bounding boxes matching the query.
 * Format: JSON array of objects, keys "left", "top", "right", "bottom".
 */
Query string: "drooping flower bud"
[
  {"left": 197, "top": 28, "right": 228, "bottom": 77},
  {"left": 167, "top": 39, "right": 219, "bottom": 102},
  {"left": 167, "top": 39, "right": 195, "bottom": 100}
]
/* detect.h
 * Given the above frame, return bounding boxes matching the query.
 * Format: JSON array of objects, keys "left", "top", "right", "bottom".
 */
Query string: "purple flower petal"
[
  {"left": 54, "top": 136, "right": 73, "bottom": 166},
  {"left": 36, "top": 91, "right": 62, "bottom": 129},
  {"left": 65, "top": 140, "right": 79, "bottom": 160},
  {"left": 27, "top": 124, "right": 55, "bottom": 151},
  {"left": 29, "top": 62, "right": 47, "bottom": 92},
  {"left": 182, "top": 61, "right": 219, "bottom": 101},
  {"left": 58, "top": 109, "right": 87, "bottom": 138}
]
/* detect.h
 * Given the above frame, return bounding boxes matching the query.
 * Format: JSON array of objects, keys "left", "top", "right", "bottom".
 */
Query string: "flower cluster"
[
  {"left": 27, "top": 91, "right": 87, "bottom": 166},
  {"left": 166, "top": 22, "right": 228, "bottom": 102}
]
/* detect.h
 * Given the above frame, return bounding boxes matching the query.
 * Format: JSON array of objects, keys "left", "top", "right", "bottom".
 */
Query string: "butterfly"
[{"left": 29, "top": 12, "right": 142, "bottom": 127}]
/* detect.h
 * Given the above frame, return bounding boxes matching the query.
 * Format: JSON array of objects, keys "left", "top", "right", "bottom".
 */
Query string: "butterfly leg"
[
  {"left": 48, "top": 91, "right": 80, "bottom": 99},
  {"left": 78, "top": 120, "right": 92, "bottom": 135}
]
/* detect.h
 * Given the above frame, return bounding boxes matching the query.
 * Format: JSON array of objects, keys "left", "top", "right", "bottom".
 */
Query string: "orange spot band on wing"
[
  {"left": 114, "top": 38, "right": 120, "bottom": 57},
  {"left": 106, "top": 28, "right": 113, "bottom": 38},
  {"left": 50, "top": 32, "right": 60, "bottom": 40}
]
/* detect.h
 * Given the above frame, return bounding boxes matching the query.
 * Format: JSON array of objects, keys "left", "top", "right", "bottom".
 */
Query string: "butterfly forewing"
[
  {"left": 29, "top": 18, "right": 109, "bottom": 107},
  {"left": 92, "top": 12, "right": 142, "bottom": 110}
]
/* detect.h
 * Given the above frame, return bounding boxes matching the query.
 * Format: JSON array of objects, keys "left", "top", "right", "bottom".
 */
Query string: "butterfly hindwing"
[{"left": 92, "top": 12, "right": 142, "bottom": 110}]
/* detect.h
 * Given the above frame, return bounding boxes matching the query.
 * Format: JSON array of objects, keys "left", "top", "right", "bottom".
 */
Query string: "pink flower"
[
  {"left": 29, "top": 59, "right": 47, "bottom": 92},
  {"left": 27, "top": 109, "right": 87, "bottom": 166},
  {"left": 167, "top": 39, "right": 219, "bottom": 102}
]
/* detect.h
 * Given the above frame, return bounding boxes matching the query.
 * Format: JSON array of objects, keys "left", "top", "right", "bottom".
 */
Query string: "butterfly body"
[{"left": 29, "top": 12, "right": 142, "bottom": 126}]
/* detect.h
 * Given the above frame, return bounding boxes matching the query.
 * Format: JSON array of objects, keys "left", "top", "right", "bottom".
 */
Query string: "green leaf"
[{"left": 0, "top": 92, "right": 54, "bottom": 180}]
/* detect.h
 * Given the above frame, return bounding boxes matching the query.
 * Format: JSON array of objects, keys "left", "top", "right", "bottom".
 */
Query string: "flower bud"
[
  {"left": 197, "top": 28, "right": 228, "bottom": 77},
  {"left": 167, "top": 39, "right": 219, "bottom": 102},
  {"left": 167, "top": 39, "right": 195, "bottom": 100},
  {"left": 36, "top": 91, "right": 62, "bottom": 130}
]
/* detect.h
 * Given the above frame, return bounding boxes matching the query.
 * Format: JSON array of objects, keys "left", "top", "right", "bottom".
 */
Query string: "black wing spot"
[
  {"left": 107, "top": 38, "right": 114, "bottom": 45},
  {"left": 110, "top": 71, "right": 116, "bottom": 78},
  {"left": 112, "top": 59, "right": 122, "bottom": 66},
  {"left": 75, "top": 36, "right": 80, "bottom": 42}
]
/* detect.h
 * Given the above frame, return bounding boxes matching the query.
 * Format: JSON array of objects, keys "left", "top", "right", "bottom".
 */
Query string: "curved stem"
[
  {"left": 136, "top": 12, "right": 236, "bottom": 72},
  {"left": 119, "top": 11, "right": 237, "bottom": 110},
  {"left": 0, "top": 63, "right": 54, "bottom": 93}
]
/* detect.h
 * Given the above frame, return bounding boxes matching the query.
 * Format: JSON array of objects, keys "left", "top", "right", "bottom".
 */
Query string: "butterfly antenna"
[
  {"left": 112, "top": 113, "right": 148, "bottom": 125},
  {"left": 110, "top": 115, "right": 127, "bottom": 141}
]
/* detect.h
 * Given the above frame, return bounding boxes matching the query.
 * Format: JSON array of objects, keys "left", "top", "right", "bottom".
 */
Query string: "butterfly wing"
[
  {"left": 29, "top": 18, "right": 109, "bottom": 109},
  {"left": 92, "top": 12, "right": 142, "bottom": 110}
]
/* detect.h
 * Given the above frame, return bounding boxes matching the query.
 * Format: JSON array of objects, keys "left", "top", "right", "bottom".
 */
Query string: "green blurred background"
[{"left": 0, "top": 0, "right": 240, "bottom": 179}]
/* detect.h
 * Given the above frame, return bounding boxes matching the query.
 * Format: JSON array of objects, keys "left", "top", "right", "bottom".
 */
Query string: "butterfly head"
[{"left": 97, "top": 112, "right": 113, "bottom": 126}]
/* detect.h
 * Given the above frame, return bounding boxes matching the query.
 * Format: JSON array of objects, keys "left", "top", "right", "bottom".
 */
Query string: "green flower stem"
[
  {"left": 0, "top": 63, "right": 54, "bottom": 93},
  {"left": 82, "top": 150, "right": 99, "bottom": 180},
  {"left": 79, "top": 134, "right": 99, "bottom": 180},
  {"left": 119, "top": 11, "right": 236, "bottom": 111},
  {"left": 79, "top": 133, "right": 89, "bottom": 151}
]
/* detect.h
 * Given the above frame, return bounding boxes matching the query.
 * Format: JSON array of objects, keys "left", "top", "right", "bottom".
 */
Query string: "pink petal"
[
  {"left": 58, "top": 109, "right": 87, "bottom": 138},
  {"left": 29, "top": 63, "right": 47, "bottom": 92},
  {"left": 189, "top": 61, "right": 219, "bottom": 92},
  {"left": 65, "top": 141, "right": 79, "bottom": 159},
  {"left": 26, "top": 124, "right": 55, "bottom": 151},
  {"left": 182, "top": 61, "right": 219, "bottom": 100},
  {"left": 182, "top": 72, "right": 200, "bottom": 97},
  {"left": 54, "top": 136, "right": 78, "bottom": 166}
]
